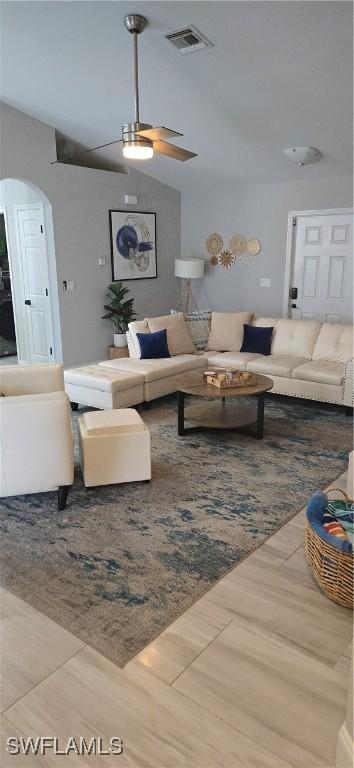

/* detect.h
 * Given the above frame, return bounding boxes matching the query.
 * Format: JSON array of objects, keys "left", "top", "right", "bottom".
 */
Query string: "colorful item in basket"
[
  {"left": 328, "top": 500, "right": 354, "bottom": 545},
  {"left": 322, "top": 510, "right": 349, "bottom": 542},
  {"left": 306, "top": 491, "right": 352, "bottom": 554}
]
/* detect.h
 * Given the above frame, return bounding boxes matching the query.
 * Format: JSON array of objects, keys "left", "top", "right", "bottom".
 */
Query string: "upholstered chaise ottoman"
[
  {"left": 78, "top": 408, "right": 151, "bottom": 487},
  {"left": 64, "top": 365, "right": 145, "bottom": 410}
]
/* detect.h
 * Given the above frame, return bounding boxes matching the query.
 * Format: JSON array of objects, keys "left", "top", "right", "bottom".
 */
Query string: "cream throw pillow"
[
  {"left": 207, "top": 312, "right": 252, "bottom": 351},
  {"left": 146, "top": 314, "right": 196, "bottom": 356},
  {"left": 127, "top": 320, "right": 150, "bottom": 358}
]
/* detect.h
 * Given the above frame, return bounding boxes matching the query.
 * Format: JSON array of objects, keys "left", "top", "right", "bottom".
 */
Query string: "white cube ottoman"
[
  {"left": 78, "top": 408, "right": 151, "bottom": 487},
  {"left": 64, "top": 365, "right": 145, "bottom": 410}
]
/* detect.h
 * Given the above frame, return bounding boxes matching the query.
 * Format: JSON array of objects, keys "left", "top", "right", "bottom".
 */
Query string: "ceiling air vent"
[{"left": 165, "top": 25, "right": 213, "bottom": 54}]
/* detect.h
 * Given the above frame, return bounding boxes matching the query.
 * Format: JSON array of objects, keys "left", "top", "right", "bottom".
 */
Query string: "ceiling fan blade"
[
  {"left": 153, "top": 140, "right": 197, "bottom": 162},
  {"left": 50, "top": 138, "right": 122, "bottom": 164},
  {"left": 136, "top": 126, "right": 183, "bottom": 141},
  {"left": 77, "top": 138, "right": 122, "bottom": 155}
]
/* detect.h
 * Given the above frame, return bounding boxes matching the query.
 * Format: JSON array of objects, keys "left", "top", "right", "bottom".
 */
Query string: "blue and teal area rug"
[{"left": 0, "top": 395, "right": 352, "bottom": 666}]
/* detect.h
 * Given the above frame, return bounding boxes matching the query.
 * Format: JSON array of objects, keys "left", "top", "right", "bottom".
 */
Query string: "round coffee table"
[{"left": 176, "top": 371, "right": 273, "bottom": 439}]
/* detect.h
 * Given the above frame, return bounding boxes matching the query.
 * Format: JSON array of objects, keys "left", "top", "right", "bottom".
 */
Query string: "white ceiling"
[{"left": 1, "top": 1, "right": 353, "bottom": 191}]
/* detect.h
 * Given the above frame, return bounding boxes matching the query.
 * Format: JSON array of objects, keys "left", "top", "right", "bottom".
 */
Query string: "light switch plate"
[
  {"left": 98, "top": 258, "right": 106, "bottom": 266},
  {"left": 66, "top": 280, "right": 75, "bottom": 292},
  {"left": 260, "top": 278, "right": 271, "bottom": 288}
]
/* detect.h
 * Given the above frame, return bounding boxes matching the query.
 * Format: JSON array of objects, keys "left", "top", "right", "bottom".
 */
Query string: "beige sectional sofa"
[
  {"left": 64, "top": 314, "right": 353, "bottom": 412},
  {"left": 206, "top": 318, "right": 353, "bottom": 409}
]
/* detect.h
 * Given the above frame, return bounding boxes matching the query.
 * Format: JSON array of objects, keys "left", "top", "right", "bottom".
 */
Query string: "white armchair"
[{"left": 0, "top": 364, "right": 74, "bottom": 510}]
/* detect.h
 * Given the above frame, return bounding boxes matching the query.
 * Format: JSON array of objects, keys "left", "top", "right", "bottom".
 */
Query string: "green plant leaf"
[{"left": 102, "top": 280, "right": 136, "bottom": 331}]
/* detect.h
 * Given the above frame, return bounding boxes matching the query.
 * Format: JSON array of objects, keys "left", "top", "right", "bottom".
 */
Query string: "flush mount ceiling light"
[{"left": 283, "top": 146, "right": 322, "bottom": 166}]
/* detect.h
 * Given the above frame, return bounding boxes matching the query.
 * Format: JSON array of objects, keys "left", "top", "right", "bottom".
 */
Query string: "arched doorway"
[{"left": 0, "top": 178, "right": 62, "bottom": 364}]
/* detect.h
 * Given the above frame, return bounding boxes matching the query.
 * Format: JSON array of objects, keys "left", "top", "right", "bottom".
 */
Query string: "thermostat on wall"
[{"left": 124, "top": 194, "right": 138, "bottom": 205}]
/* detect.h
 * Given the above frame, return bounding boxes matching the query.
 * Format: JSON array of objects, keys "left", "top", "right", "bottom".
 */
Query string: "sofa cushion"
[
  {"left": 64, "top": 366, "right": 144, "bottom": 393},
  {"left": 241, "top": 324, "right": 274, "bottom": 355},
  {"left": 0, "top": 363, "right": 64, "bottom": 396},
  {"left": 292, "top": 360, "right": 345, "bottom": 386},
  {"left": 253, "top": 317, "right": 280, "bottom": 329},
  {"left": 137, "top": 329, "right": 170, "bottom": 359},
  {"left": 312, "top": 323, "right": 353, "bottom": 363},
  {"left": 271, "top": 319, "right": 321, "bottom": 359},
  {"left": 99, "top": 354, "right": 204, "bottom": 383},
  {"left": 247, "top": 355, "right": 308, "bottom": 378},
  {"left": 127, "top": 320, "right": 150, "bottom": 359},
  {"left": 206, "top": 312, "right": 252, "bottom": 352},
  {"left": 81, "top": 408, "right": 145, "bottom": 436},
  {"left": 206, "top": 351, "right": 263, "bottom": 371},
  {"left": 146, "top": 314, "right": 196, "bottom": 356}
]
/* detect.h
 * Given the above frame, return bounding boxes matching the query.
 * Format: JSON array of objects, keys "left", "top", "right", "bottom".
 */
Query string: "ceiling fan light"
[{"left": 123, "top": 141, "right": 153, "bottom": 160}]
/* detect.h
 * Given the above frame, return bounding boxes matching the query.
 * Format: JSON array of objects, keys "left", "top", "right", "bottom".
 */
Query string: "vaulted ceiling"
[{"left": 1, "top": 1, "right": 352, "bottom": 190}]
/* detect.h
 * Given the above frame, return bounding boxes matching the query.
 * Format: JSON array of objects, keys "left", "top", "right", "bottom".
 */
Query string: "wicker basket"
[
  {"left": 305, "top": 488, "right": 353, "bottom": 609},
  {"left": 205, "top": 371, "right": 257, "bottom": 389}
]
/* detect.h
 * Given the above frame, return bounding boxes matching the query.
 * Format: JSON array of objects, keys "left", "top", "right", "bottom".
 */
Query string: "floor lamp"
[{"left": 175, "top": 259, "right": 205, "bottom": 312}]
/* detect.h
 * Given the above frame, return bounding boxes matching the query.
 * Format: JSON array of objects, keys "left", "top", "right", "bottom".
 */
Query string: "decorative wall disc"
[
  {"left": 210, "top": 255, "right": 219, "bottom": 266},
  {"left": 219, "top": 249, "right": 236, "bottom": 269},
  {"left": 206, "top": 232, "right": 223, "bottom": 255},
  {"left": 247, "top": 238, "right": 262, "bottom": 256},
  {"left": 229, "top": 233, "right": 247, "bottom": 255}
]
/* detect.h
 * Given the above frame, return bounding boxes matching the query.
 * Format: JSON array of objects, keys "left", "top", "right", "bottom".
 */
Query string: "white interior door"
[
  {"left": 290, "top": 212, "right": 353, "bottom": 323},
  {"left": 16, "top": 206, "right": 54, "bottom": 364}
]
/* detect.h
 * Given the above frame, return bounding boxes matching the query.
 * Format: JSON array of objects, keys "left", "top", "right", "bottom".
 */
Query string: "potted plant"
[{"left": 102, "top": 282, "right": 136, "bottom": 347}]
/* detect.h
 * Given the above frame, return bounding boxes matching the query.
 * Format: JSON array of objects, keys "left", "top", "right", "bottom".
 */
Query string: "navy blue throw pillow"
[
  {"left": 136, "top": 329, "right": 170, "bottom": 359},
  {"left": 240, "top": 324, "right": 274, "bottom": 356}
]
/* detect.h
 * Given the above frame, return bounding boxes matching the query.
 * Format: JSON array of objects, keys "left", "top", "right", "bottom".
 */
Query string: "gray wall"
[
  {"left": 182, "top": 175, "right": 353, "bottom": 316},
  {"left": 1, "top": 103, "right": 181, "bottom": 367}
]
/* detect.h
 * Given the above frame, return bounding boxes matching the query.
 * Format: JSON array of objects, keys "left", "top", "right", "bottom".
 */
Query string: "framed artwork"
[{"left": 109, "top": 210, "right": 157, "bottom": 281}]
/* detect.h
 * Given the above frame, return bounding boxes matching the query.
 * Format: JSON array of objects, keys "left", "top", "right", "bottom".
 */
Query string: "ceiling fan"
[
  {"left": 61, "top": 15, "right": 197, "bottom": 165},
  {"left": 119, "top": 14, "right": 197, "bottom": 162}
]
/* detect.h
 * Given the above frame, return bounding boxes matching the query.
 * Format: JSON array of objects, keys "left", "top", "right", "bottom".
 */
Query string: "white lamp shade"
[{"left": 175, "top": 258, "right": 204, "bottom": 279}]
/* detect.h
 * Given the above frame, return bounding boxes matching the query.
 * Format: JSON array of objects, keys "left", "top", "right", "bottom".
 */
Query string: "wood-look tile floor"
[{"left": 0, "top": 472, "right": 352, "bottom": 767}]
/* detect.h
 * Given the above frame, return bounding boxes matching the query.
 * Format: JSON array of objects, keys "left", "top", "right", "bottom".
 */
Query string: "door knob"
[
  {"left": 24, "top": 299, "right": 31, "bottom": 305},
  {"left": 291, "top": 303, "right": 297, "bottom": 309}
]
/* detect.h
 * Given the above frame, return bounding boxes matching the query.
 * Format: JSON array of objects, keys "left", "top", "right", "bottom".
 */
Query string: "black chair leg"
[
  {"left": 58, "top": 485, "right": 71, "bottom": 511},
  {"left": 70, "top": 402, "right": 79, "bottom": 411}
]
